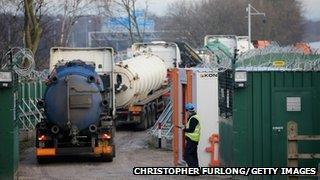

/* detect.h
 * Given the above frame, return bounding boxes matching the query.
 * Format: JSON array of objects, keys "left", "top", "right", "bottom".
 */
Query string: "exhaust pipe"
[
  {"left": 101, "top": 100, "right": 108, "bottom": 107},
  {"left": 51, "top": 125, "right": 60, "bottom": 134},
  {"left": 89, "top": 124, "right": 97, "bottom": 133}
]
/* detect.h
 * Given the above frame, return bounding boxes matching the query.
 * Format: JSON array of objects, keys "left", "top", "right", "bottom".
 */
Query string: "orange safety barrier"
[
  {"left": 36, "top": 148, "right": 56, "bottom": 156},
  {"left": 183, "top": 69, "right": 193, "bottom": 155},
  {"left": 171, "top": 69, "right": 180, "bottom": 166},
  {"left": 172, "top": 68, "right": 194, "bottom": 166},
  {"left": 186, "top": 70, "right": 193, "bottom": 103},
  {"left": 205, "top": 134, "right": 220, "bottom": 167}
]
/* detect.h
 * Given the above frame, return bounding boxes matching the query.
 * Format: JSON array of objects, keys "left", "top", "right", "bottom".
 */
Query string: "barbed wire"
[
  {"left": 1, "top": 47, "right": 35, "bottom": 76},
  {"left": 20, "top": 69, "right": 49, "bottom": 81},
  {"left": 237, "top": 44, "right": 320, "bottom": 71},
  {"left": 201, "top": 43, "right": 320, "bottom": 72}
]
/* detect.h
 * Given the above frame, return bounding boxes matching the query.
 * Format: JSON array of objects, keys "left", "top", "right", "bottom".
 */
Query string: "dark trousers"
[{"left": 185, "top": 139, "right": 199, "bottom": 167}]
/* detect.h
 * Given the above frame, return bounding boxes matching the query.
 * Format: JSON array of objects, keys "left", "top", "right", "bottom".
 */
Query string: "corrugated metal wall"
[{"left": 220, "top": 71, "right": 320, "bottom": 169}]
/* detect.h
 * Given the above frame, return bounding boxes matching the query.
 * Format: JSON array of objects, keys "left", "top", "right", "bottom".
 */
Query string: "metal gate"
[{"left": 17, "top": 70, "right": 48, "bottom": 130}]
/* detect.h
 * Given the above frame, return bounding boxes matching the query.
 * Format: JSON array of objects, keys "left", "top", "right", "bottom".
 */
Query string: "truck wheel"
[
  {"left": 151, "top": 103, "right": 157, "bottom": 126},
  {"left": 101, "top": 155, "right": 113, "bottom": 162},
  {"left": 110, "top": 124, "right": 116, "bottom": 144},
  {"left": 37, "top": 157, "right": 49, "bottom": 164},
  {"left": 135, "top": 109, "right": 148, "bottom": 130},
  {"left": 146, "top": 106, "right": 152, "bottom": 128},
  {"left": 112, "top": 144, "right": 116, "bottom": 157}
]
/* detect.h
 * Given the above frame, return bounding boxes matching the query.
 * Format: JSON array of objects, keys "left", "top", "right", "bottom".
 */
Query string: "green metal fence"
[
  {"left": 18, "top": 80, "right": 46, "bottom": 130},
  {"left": 17, "top": 70, "right": 48, "bottom": 130}
]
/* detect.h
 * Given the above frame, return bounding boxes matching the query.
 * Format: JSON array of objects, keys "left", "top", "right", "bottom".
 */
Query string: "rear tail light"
[
  {"left": 100, "top": 133, "right": 111, "bottom": 140},
  {"left": 38, "top": 135, "right": 48, "bottom": 141}
]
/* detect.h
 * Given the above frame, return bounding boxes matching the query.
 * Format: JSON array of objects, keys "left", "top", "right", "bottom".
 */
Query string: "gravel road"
[{"left": 18, "top": 129, "right": 225, "bottom": 180}]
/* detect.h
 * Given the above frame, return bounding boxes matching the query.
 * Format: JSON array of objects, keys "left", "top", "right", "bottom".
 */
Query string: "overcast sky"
[
  {"left": 137, "top": 0, "right": 320, "bottom": 21},
  {"left": 298, "top": 0, "right": 320, "bottom": 20}
]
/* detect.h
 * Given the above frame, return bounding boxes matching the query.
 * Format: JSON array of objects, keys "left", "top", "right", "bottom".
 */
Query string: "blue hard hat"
[{"left": 185, "top": 103, "right": 195, "bottom": 112}]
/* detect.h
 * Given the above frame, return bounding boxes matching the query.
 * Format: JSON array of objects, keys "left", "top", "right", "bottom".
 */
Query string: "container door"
[{"left": 271, "top": 90, "right": 313, "bottom": 167}]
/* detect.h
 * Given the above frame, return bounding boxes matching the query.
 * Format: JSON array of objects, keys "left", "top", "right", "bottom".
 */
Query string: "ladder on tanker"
[{"left": 148, "top": 100, "right": 173, "bottom": 149}]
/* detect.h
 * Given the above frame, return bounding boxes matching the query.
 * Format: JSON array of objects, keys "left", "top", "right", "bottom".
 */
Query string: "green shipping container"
[{"left": 220, "top": 71, "right": 320, "bottom": 169}]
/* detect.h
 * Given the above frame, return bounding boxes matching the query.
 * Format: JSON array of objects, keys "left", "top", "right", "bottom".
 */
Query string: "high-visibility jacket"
[{"left": 185, "top": 114, "right": 200, "bottom": 142}]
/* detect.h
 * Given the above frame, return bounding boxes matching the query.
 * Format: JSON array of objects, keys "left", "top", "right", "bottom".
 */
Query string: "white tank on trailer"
[
  {"left": 131, "top": 41, "right": 181, "bottom": 69},
  {"left": 114, "top": 54, "right": 167, "bottom": 107}
]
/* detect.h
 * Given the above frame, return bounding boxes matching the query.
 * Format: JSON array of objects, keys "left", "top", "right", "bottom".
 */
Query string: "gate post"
[{"left": 287, "top": 121, "right": 298, "bottom": 180}]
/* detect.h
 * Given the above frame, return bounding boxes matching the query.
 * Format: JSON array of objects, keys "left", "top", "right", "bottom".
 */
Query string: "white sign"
[{"left": 286, "top": 97, "right": 301, "bottom": 112}]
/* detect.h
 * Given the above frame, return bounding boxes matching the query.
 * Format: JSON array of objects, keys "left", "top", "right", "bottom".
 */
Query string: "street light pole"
[
  {"left": 86, "top": 20, "right": 92, "bottom": 47},
  {"left": 54, "top": 18, "right": 61, "bottom": 46},
  {"left": 248, "top": 4, "right": 251, "bottom": 49},
  {"left": 72, "top": 20, "right": 78, "bottom": 47},
  {"left": 246, "top": 3, "right": 266, "bottom": 49},
  {"left": 88, "top": 32, "right": 92, "bottom": 47}
]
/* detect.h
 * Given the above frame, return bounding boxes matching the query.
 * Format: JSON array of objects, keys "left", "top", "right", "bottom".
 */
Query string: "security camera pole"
[{"left": 246, "top": 3, "right": 266, "bottom": 49}]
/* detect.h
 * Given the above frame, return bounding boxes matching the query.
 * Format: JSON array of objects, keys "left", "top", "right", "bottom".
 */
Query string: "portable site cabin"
[{"left": 219, "top": 46, "right": 320, "bottom": 173}]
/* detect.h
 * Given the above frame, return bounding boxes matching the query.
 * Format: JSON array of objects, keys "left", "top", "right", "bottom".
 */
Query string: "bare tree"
[
  {"left": 250, "top": 0, "right": 304, "bottom": 44},
  {"left": 0, "top": 0, "right": 24, "bottom": 54},
  {"left": 0, "top": 0, "right": 102, "bottom": 69},
  {"left": 99, "top": 0, "right": 149, "bottom": 44},
  {"left": 58, "top": 0, "right": 94, "bottom": 46},
  {"left": 162, "top": 0, "right": 304, "bottom": 47},
  {"left": 23, "top": 0, "right": 45, "bottom": 54}
]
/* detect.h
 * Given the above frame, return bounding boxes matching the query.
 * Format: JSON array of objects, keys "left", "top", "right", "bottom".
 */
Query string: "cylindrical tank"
[
  {"left": 115, "top": 54, "right": 167, "bottom": 107},
  {"left": 44, "top": 60, "right": 104, "bottom": 131}
]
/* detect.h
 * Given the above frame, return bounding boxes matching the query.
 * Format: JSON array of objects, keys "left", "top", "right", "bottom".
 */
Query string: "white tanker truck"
[
  {"left": 114, "top": 41, "right": 202, "bottom": 130},
  {"left": 114, "top": 54, "right": 170, "bottom": 130}
]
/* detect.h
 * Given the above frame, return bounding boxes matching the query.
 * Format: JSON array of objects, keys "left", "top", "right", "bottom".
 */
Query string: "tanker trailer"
[
  {"left": 35, "top": 60, "right": 115, "bottom": 163},
  {"left": 115, "top": 54, "right": 170, "bottom": 130}
]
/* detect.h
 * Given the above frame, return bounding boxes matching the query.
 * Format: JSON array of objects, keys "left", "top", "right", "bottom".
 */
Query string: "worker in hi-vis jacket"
[{"left": 180, "top": 103, "right": 201, "bottom": 167}]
